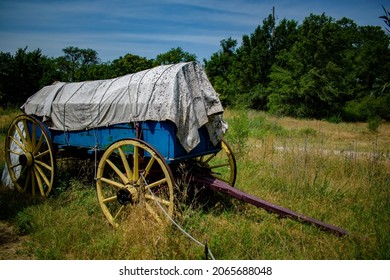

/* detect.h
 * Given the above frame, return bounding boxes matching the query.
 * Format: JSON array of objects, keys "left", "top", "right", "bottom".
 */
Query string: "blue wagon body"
[{"left": 46, "top": 121, "right": 221, "bottom": 164}]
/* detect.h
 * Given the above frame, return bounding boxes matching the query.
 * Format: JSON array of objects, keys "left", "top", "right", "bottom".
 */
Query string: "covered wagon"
[
  {"left": 4, "top": 61, "right": 346, "bottom": 236},
  {"left": 5, "top": 61, "right": 236, "bottom": 227}
]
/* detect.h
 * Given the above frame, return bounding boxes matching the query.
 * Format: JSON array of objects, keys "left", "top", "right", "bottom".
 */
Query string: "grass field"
[{"left": 0, "top": 108, "right": 389, "bottom": 260}]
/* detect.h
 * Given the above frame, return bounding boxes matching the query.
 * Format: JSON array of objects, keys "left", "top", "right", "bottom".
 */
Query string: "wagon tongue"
[{"left": 192, "top": 172, "right": 348, "bottom": 237}]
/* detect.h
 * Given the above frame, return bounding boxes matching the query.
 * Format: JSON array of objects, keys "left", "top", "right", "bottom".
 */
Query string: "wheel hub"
[
  {"left": 19, "top": 152, "right": 34, "bottom": 167},
  {"left": 117, "top": 189, "right": 132, "bottom": 205},
  {"left": 117, "top": 186, "right": 139, "bottom": 205}
]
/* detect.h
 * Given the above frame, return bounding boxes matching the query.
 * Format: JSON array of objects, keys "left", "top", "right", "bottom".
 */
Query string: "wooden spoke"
[
  {"left": 10, "top": 162, "right": 21, "bottom": 169},
  {"left": 34, "top": 164, "right": 51, "bottom": 187},
  {"left": 203, "top": 153, "right": 216, "bottom": 164},
  {"left": 9, "top": 136, "right": 27, "bottom": 153},
  {"left": 35, "top": 159, "right": 53, "bottom": 172},
  {"left": 23, "top": 169, "right": 32, "bottom": 192},
  {"left": 113, "top": 205, "right": 125, "bottom": 221},
  {"left": 33, "top": 134, "right": 44, "bottom": 155},
  {"left": 118, "top": 147, "right": 132, "bottom": 181},
  {"left": 145, "top": 194, "right": 171, "bottom": 206},
  {"left": 14, "top": 123, "right": 28, "bottom": 148},
  {"left": 143, "top": 178, "right": 167, "bottom": 190},
  {"left": 33, "top": 166, "right": 45, "bottom": 196},
  {"left": 133, "top": 145, "right": 139, "bottom": 182},
  {"left": 102, "top": 195, "right": 118, "bottom": 203},
  {"left": 106, "top": 158, "right": 129, "bottom": 184},
  {"left": 99, "top": 177, "right": 125, "bottom": 189},
  {"left": 8, "top": 149, "right": 24, "bottom": 156},
  {"left": 35, "top": 149, "right": 51, "bottom": 158},
  {"left": 143, "top": 157, "right": 155, "bottom": 178}
]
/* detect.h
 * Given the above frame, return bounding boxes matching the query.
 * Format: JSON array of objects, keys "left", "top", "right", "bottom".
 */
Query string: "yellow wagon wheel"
[
  {"left": 96, "top": 138, "right": 175, "bottom": 227},
  {"left": 196, "top": 139, "right": 237, "bottom": 187},
  {"left": 5, "top": 115, "right": 56, "bottom": 197}
]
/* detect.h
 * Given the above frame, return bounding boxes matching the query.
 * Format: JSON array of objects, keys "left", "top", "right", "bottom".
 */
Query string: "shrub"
[{"left": 225, "top": 110, "right": 250, "bottom": 157}]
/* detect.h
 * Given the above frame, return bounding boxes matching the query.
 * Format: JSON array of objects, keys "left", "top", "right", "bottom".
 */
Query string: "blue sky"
[{"left": 0, "top": 0, "right": 388, "bottom": 62}]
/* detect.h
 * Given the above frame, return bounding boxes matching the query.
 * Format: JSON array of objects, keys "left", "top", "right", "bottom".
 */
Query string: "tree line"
[
  {"left": 0, "top": 10, "right": 389, "bottom": 123},
  {"left": 0, "top": 46, "right": 196, "bottom": 106},
  {"left": 205, "top": 11, "right": 390, "bottom": 123}
]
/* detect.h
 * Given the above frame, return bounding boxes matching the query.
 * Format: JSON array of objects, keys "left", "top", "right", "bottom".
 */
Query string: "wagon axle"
[
  {"left": 117, "top": 189, "right": 133, "bottom": 205},
  {"left": 19, "top": 152, "right": 34, "bottom": 167},
  {"left": 117, "top": 185, "right": 140, "bottom": 205}
]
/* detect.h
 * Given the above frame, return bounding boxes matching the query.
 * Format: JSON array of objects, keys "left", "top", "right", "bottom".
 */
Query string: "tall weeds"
[{"left": 224, "top": 110, "right": 250, "bottom": 158}]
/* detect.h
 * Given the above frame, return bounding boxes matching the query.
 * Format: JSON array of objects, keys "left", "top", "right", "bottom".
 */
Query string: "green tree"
[
  {"left": 205, "top": 15, "right": 298, "bottom": 109},
  {"left": 268, "top": 14, "right": 358, "bottom": 118},
  {"left": 344, "top": 25, "right": 390, "bottom": 121},
  {"left": 84, "top": 63, "right": 115, "bottom": 80},
  {"left": 204, "top": 38, "right": 238, "bottom": 106},
  {"left": 235, "top": 17, "right": 298, "bottom": 109},
  {"left": 0, "top": 51, "right": 12, "bottom": 104},
  {"left": 59, "top": 46, "right": 100, "bottom": 81},
  {"left": 39, "top": 56, "right": 66, "bottom": 87},
  {"left": 0, "top": 47, "right": 45, "bottom": 106},
  {"left": 154, "top": 47, "right": 197, "bottom": 65},
  {"left": 111, "top": 53, "right": 153, "bottom": 76}
]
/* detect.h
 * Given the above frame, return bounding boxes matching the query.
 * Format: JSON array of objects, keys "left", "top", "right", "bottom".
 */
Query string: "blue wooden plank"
[{"left": 47, "top": 121, "right": 220, "bottom": 162}]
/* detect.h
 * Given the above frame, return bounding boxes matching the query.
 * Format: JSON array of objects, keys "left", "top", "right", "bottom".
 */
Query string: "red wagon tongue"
[{"left": 192, "top": 172, "right": 348, "bottom": 237}]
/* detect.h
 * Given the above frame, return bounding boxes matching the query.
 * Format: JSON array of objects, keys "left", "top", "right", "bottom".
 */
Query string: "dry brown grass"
[{"left": 268, "top": 114, "right": 390, "bottom": 154}]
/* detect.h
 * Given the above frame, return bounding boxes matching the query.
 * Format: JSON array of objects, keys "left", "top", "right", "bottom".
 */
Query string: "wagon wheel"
[
  {"left": 96, "top": 139, "right": 175, "bottom": 227},
  {"left": 196, "top": 139, "right": 237, "bottom": 187},
  {"left": 4, "top": 115, "right": 56, "bottom": 197}
]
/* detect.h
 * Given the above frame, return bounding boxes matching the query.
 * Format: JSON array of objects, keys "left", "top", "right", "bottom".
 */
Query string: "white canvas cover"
[{"left": 21, "top": 62, "right": 226, "bottom": 152}]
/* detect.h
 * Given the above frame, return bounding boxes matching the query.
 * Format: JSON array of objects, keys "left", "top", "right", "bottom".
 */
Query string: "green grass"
[{"left": 0, "top": 108, "right": 389, "bottom": 259}]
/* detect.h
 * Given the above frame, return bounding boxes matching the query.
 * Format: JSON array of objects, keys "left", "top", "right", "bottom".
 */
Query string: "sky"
[{"left": 0, "top": 0, "right": 388, "bottom": 62}]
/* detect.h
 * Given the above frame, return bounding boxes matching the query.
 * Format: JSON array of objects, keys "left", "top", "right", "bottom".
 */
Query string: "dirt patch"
[{"left": 0, "top": 220, "right": 34, "bottom": 259}]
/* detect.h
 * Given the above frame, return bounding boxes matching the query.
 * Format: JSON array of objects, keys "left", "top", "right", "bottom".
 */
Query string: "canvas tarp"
[{"left": 21, "top": 61, "right": 226, "bottom": 152}]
